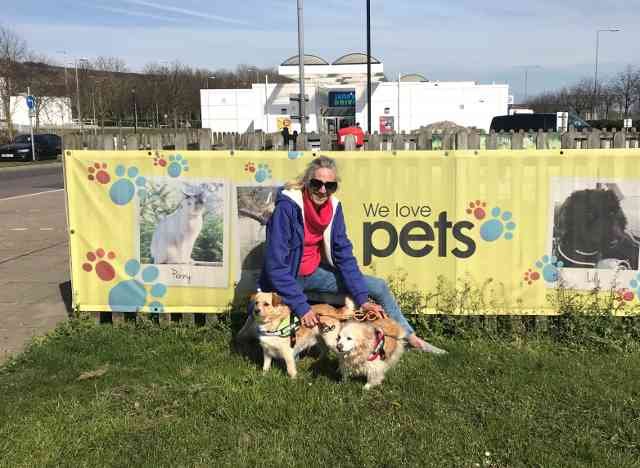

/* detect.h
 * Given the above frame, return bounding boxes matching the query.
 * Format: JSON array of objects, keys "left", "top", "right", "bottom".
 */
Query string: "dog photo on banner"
[{"left": 549, "top": 177, "right": 640, "bottom": 290}]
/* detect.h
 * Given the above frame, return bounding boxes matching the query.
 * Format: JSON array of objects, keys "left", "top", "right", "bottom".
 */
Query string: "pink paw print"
[
  {"left": 523, "top": 269, "right": 540, "bottom": 285},
  {"left": 466, "top": 200, "right": 487, "bottom": 220},
  {"left": 154, "top": 155, "right": 167, "bottom": 167},
  {"left": 88, "top": 163, "right": 110, "bottom": 184},
  {"left": 244, "top": 162, "right": 256, "bottom": 173},
  {"left": 82, "top": 248, "right": 116, "bottom": 282},
  {"left": 616, "top": 288, "right": 634, "bottom": 302}
]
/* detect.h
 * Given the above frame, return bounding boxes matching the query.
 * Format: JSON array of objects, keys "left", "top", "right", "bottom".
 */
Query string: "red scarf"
[{"left": 299, "top": 189, "right": 333, "bottom": 276}]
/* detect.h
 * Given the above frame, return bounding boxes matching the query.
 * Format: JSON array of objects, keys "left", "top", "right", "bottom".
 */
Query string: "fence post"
[
  {"left": 467, "top": 130, "right": 480, "bottom": 150},
  {"left": 456, "top": 130, "right": 468, "bottom": 150},
  {"left": 511, "top": 130, "right": 524, "bottom": 150},
  {"left": 587, "top": 128, "right": 601, "bottom": 148},
  {"left": 126, "top": 134, "right": 138, "bottom": 151},
  {"left": 175, "top": 132, "right": 187, "bottom": 151},
  {"left": 487, "top": 130, "right": 497, "bottom": 150},
  {"left": 102, "top": 134, "right": 115, "bottom": 151}
]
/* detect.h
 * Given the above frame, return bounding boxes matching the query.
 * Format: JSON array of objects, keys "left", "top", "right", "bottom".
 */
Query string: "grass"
[{"left": 1, "top": 316, "right": 639, "bottom": 468}]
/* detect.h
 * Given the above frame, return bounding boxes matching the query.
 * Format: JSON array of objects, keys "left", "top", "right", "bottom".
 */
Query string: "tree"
[
  {"left": 611, "top": 66, "right": 640, "bottom": 117},
  {"left": 0, "top": 26, "right": 28, "bottom": 137}
]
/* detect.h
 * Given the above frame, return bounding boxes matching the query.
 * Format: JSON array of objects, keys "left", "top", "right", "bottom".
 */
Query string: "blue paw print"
[
  {"left": 255, "top": 163, "right": 272, "bottom": 183},
  {"left": 628, "top": 273, "right": 640, "bottom": 296},
  {"left": 535, "top": 255, "right": 564, "bottom": 283},
  {"left": 168, "top": 154, "right": 189, "bottom": 178},
  {"left": 109, "top": 165, "right": 146, "bottom": 205},
  {"left": 480, "top": 207, "right": 516, "bottom": 242},
  {"left": 288, "top": 151, "right": 303, "bottom": 160},
  {"left": 108, "top": 259, "right": 167, "bottom": 312}
]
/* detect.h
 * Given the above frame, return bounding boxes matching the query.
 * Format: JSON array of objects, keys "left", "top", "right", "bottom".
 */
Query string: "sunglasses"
[{"left": 309, "top": 178, "right": 338, "bottom": 193}]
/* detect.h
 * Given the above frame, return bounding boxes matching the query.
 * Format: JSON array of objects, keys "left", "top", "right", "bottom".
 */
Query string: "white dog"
[{"left": 336, "top": 319, "right": 406, "bottom": 390}]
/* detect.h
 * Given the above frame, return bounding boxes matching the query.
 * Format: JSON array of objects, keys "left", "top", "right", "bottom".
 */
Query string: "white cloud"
[{"left": 120, "top": 0, "right": 252, "bottom": 26}]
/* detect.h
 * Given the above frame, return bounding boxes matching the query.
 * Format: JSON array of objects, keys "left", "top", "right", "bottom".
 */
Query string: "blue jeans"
[{"left": 297, "top": 265, "right": 415, "bottom": 335}]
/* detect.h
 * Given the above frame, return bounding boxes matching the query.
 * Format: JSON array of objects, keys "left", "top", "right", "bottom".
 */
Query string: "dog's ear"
[{"left": 272, "top": 292, "right": 282, "bottom": 306}]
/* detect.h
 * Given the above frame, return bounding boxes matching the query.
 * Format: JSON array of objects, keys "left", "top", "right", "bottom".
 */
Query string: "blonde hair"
[{"left": 284, "top": 155, "right": 340, "bottom": 190}]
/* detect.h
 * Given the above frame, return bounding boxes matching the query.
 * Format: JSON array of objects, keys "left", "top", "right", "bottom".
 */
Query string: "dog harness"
[
  {"left": 367, "top": 329, "right": 386, "bottom": 361},
  {"left": 258, "top": 314, "right": 301, "bottom": 338}
]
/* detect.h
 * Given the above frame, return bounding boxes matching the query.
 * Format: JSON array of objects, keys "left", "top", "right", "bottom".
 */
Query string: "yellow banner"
[{"left": 65, "top": 149, "right": 640, "bottom": 315}]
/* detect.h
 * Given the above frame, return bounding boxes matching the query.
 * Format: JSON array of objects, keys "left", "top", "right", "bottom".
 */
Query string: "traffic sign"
[{"left": 26, "top": 95, "right": 35, "bottom": 110}]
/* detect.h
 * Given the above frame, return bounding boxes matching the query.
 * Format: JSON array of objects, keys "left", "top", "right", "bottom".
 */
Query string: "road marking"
[
  {"left": 9, "top": 228, "right": 28, "bottom": 231},
  {"left": 40, "top": 228, "right": 54, "bottom": 231},
  {"left": 0, "top": 189, "right": 64, "bottom": 202}
]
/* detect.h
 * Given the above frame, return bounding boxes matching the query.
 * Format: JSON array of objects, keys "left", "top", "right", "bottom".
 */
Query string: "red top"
[
  {"left": 338, "top": 126, "right": 365, "bottom": 146},
  {"left": 299, "top": 189, "right": 334, "bottom": 276}
]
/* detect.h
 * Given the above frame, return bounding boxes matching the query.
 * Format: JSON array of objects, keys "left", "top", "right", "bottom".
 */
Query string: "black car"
[
  {"left": 490, "top": 113, "right": 591, "bottom": 132},
  {"left": 0, "top": 133, "right": 62, "bottom": 162}
]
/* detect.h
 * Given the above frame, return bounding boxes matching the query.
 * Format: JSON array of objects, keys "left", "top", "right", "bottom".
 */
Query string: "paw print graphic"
[
  {"left": 82, "top": 248, "right": 116, "bottom": 281},
  {"left": 479, "top": 207, "right": 516, "bottom": 241},
  {"left": 255, "top": 164, "right": 272, "bottom": 183},
  {"left": 109, "top": 165, "right": 147, "bottom": 205},
  {"left": 466, "top": 200, "right": 487, "bottom": 220},
  {"left": 628, "top": 274, "right": 640, "bottom": 299},
  {"left": 168, "top": 154, "right": 189, "bottom": 178},
  {"left": 288, "top": 151, "right": 303, "bottom": 160},
  {"left": 88, "top": 163, "right": 110, "bottom": 184},
  {"left": 523, "top": 268, "right": 540, "bottom": 285},
  {"left": 535, "top": 255, "right": 563, "bottom": 283},
  {"left": 153, "top": 155, "right": 167, "bottom": 167},
  {"left": 244, "top": 162, "right": 256, "bottom": 173},
  {"left": 616, "top": 288, "right": 635, "bottom": 302},
  {"left": 108, "top": 259, "right": 167, "bottom": 313}
]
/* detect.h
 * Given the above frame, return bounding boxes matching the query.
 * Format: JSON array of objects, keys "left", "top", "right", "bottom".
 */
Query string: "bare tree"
[
  {"left": 611, "top": 66, "right": 640, "bottom": 117},
  {"left": 0, "top": 26, "right": 28, "bottom": 137}
]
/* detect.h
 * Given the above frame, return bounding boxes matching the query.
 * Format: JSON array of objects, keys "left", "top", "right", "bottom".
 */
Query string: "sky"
[{"left": 5, "top": 0, "right": 640, "bottom": 102}]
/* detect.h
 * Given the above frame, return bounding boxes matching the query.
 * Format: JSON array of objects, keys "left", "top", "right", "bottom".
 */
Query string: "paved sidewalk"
[{"left": 0, "top": 190, "right": 70, "bottom": 365}]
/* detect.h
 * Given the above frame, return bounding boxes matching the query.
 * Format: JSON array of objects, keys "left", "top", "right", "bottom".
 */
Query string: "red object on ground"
[{"left": 338, "top": 126, "right": 365, "bottom": 147}]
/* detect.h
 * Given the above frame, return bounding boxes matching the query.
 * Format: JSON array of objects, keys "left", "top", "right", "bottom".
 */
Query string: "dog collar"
[
  {"left": 367, "top": 329, "right": 386, "bottom": 361},
  {"left": 259, "top": 315, "right": 301, "bottom": 338}
]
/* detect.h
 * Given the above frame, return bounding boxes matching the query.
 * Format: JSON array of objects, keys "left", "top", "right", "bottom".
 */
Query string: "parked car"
[
  {"left": 0, "top": 133, "right": 62, "bottom": 162},
  {"left": 490, "top": 112, "right": 591, "bottom": 133}
]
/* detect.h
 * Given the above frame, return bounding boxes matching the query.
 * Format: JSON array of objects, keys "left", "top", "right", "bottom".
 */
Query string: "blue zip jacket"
[{"left": 257, "top": 188, "right": 369, "bottom": 317}]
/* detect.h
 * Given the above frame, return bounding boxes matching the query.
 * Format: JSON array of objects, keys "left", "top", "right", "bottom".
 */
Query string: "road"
[
  {"left": 0, "top": 163, "right": 64, "bottom": 199},
  {"left": 0, "top": 163, "right": 70, "bottom": 364}
]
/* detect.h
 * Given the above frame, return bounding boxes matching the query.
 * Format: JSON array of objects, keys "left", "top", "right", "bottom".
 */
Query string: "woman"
[{"left": 257, "top": 155, "right": 445, "bottom": 353}]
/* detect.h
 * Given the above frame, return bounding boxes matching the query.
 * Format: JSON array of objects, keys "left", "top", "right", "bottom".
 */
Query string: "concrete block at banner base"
[
  {"left": 112, "top": 312, "right": 125, "bottom": 325},
  {"left": 344, "top": 134, "right": 357, "bottom": 151},
  {"left": 180, "top": 313, "right": 195, "bottom": 325},
  {"left": 205, "top": 314, "right": 219, "bottom": 326},
  {"left": 455, "top": 130, "right": 468, "bottom": 150},
  {"left": 175, "top": 133, "right": 188, "bottom": 150},
  {"left": 587, "top": 129, "right": 601, "bottom": 148},
  {"left": 511, "top": 131, "right": 523, "bottom": 150}
]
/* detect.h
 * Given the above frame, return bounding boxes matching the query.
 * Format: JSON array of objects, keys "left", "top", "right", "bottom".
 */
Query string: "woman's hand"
[{"left": 301, "top": 310, "right": 319, "bottom": 328}]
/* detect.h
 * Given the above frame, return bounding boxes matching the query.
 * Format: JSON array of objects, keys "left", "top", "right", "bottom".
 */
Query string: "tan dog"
[
  {"left": 247, "top": 292, "right": 349, "bottom": 379},
  {"left": 336, "top": 317, "right": 406, "bottom": 390}
]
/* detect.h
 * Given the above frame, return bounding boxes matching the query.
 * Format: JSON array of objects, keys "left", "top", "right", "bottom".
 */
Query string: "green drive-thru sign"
[{"left": 329, "top": 91, "right": 356, "bottom": 107}]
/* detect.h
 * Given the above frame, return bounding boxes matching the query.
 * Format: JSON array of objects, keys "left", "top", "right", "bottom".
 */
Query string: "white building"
[
  {"left": 0, "top": 94, "right": 72, "bottom": 129},
  {"left": 200, "top": 53, "right": 510, "bottom": 134}
]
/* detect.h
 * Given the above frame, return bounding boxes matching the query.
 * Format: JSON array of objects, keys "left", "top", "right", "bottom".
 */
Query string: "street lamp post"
[
  {"left": 132, "top": 88, "right": 138, "bottom": 134},
  {"left": 57, "top": 51, "right": 70, "bottom": 125},
  {"left": 206, "top": 75, "right": 216, "bottom": 89},
  {"left": 522, "top": 65, "right": 541, "bottom": 103},
  {"left": 74, "top": 58, "right": 89, "bottom": 135},
  {"left": 296, "top": 0, "right": 306, "bottom": 136},
  {"left": 366, "top": 0, "right": 372, "bottom": 134},
  {"left": 594, "top": 28, "right": 620, "bottom": 119}
]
